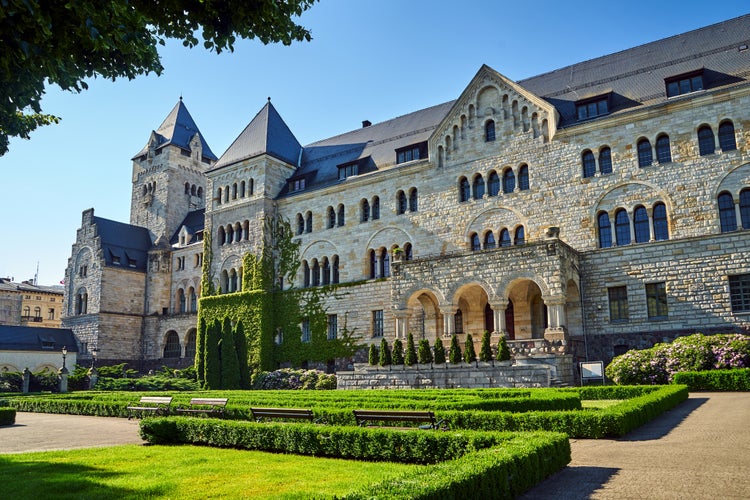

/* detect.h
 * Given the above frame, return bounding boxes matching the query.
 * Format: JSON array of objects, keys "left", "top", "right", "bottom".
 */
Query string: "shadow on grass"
[
  {"left": 0, "top": 456, "right": 169, "bottom": 499},
  {"left": 618, "top": 397, "right": 708, "bottom": 442},
  {"left": 517, "top": 466, "right": 619, "bottom": 499}
]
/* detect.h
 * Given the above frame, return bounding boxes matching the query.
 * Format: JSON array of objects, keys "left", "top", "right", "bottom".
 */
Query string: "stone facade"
[{"left": 62, "top": 16, "right": 750, "bottom": 382}]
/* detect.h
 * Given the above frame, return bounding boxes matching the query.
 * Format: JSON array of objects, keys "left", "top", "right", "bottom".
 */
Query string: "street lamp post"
[
  {"left": 58, "top": 345, "right": 69, "bottom": 393},
  {"left": 61, "top": 346, "right": 67, "bottom": 370}
]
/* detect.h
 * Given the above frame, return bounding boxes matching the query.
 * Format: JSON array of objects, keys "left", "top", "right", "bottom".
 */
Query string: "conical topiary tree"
[
  {"left": 392, "top": 338, "right": 404, "bottom": 365},
  {"left": 497, "top": 335, "right": 511, "bottom": 361},
  {"left": 368, "top": 343, "right": 379, "bottom": 365},
  {"left": 479, "top": 330, "right": 493, "bottom": 362},
  {"left": 449, "top": 334, "right": 462, "bottom": 364},
  {"left": 195, "top": 316, "right": 206, "bottom": 386},
  {"left": 418, "top": 338, "right": 433, "bottom": 364},
  {"left": 379, "top": 338, "right": 392, "bottom": 366},
  {"left": 433, "top": 338, "right": 446, "bottom": 365},
  {"left": 463, "top": 334, "right": 477, "bottom": 363},
  {"left": 204, "top": 319, "right": 222, "bottom": 389},
  {"left": 404, "top": 333, "right": 418, "bottom": 366},
  {"left": 233, "top": 320, "right": 250, "bottom": 389}
]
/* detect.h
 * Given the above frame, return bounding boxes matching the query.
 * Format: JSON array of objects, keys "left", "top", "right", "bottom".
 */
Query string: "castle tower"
[{"left": 130, "top": 98, "right": 218, "bottom": 247}]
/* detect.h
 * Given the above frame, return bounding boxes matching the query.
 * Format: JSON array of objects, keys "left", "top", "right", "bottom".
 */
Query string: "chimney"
[{"left": 362, "top": 120, "right": 371, "bottom": 128}]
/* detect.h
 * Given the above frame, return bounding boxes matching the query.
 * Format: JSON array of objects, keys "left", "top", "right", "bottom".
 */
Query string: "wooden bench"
[
  {"left": 126, "top": 396, "right": 173, "bottom": 420},
  {"left": 250, "top": 407, "right": 316, "bottom": 423},
  {"left": 176, "top": 398, "right": 228, "bottom": 418},
  {"left": 352, "top": 409, "right": 444, "bottom": 430}
]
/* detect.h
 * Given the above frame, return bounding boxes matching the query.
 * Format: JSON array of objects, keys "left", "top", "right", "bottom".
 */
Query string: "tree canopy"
[{"left": 0, "top": 0, "right": 317, "bottom": 155}]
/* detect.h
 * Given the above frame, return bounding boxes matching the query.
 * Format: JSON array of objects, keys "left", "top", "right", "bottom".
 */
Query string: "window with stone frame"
[
  {"left": 633, "top": 206, "right": 650, "bottom": 243},
  {"left": 459, "top": 177, "right": 470, "bottom": 202},
  {"left": 472, "top": 175, "right": 485, "bottom": 199},
  {"left": 608, "top": 286, "right": 629, "bottom": 322},
  {"left": 718, "top": 192, "right": 737, "bottom": 233},
  {"left": 698, "top": 125, "right": 715, "bottom": 156},
  {"left": 327, "top": 206, "right": 336, "bottom": 229},
  {"left": 576, "top": 96, "right": 609, "bottom": 121},
  {"left": 502, "top": 168, "right": 515, "bottom": 193},
  {"left": 301, "top": 318, "right": 311, "bottom": 342},
  {"left": 729, "top": 274, "right": 750, "bottom": 314},
  {"left": 637, "top": 139, "right": 653, "bottom": 167},
  {"left": 371, "top": 196, "right": 380, "bottom": 220},
  {"left": 372, "top": 310, "right": 384, "bottom": 337},
  {"left": 614, "top": 209, "right": 631, "bottom": 245},
  {"left": 361, "top": 199, "right": 370, "bottom": 222},
  {"left": 653, "top": 202, "right": 669, "bottom": 241},
  {"left": 327, "top": 314, "right": 338, "bottom": 340},
  {"left": 646, "top": 282, "right": 668, "bottom": 319},
  {"left": 337, "top": 162, "right": 358, "bottom": 180},
  {"left": 599, "top": 147, "right": 613, "bottom": 174},
  {"left": 518, "top": 164, "right": 529, "bottom": 190},
  {"left": 719, "top": 120, "right": 737, "bottom": 151},
  {"left": 485, "top": 120, "right": 496, "bottom": 142},
  {"left": 397, "top": 190, "right": 407, "bottom": 214},
  {"left": 582, "top": 150, "right": 596, "bottom": 178},
  {"left": 488, "top": 171, "right": 500, "bottom": 196},
  {"left": 163, "top": 331, "right": 181, "bottom": 358},
  {"left": 409, "top": 188, "right": 418, "bottom": 212},
  {"left": 740, "top": 189, "right": 750, "bottom": 229},
  {"left": 665, "top": 71, "right": 704, "bottom": 97},
  {"left": 655, "top": 134, "right": 672, "bottom": 163}
]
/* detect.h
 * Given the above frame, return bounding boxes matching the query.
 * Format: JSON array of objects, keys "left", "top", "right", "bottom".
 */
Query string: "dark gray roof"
[
  {"left": 93, "top": 216, "right": 152, "bottom": 271},
  {"left": 0, "top": 279, "right": 63, "bottom": 294},
  {"left": 519, "top": 14, "right": 750, "bottom": 126},
  {"left": 132, "top": 99, "right": 218, "bottom": 160},
  {"left": 0, "top": 326, "right": 78, "bottom": 353},
  {"left": 170, "top": 209, "right": 205, "bottom": 245},
  {"left": 211, "top": 101, "right": 302, "bottom": 170}
]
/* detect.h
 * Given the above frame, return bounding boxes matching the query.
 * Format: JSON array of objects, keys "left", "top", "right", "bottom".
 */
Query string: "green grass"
[
  {"left": 0, "top": 445, "right": 422, "bottom": 499},
  {"left": 581, "top": 399, "right": 623, "bottom": 409}
]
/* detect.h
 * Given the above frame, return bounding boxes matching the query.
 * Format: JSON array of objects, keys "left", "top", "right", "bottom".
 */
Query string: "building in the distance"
[
  {"left": 0, "top": 278, "right": 64, "bottom": 329},
  {"left": 63, "top": 15, "right": 750, "bottom": 380}
]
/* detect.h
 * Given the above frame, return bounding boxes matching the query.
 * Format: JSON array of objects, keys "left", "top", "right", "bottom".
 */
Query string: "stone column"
[
  {"left": 58, "top": 366, "right": 69, "bottom": 393},
  {"left": 543, "top": 296, "right": 568, "bottom": 343},
  {"left": 735, "top": 202, "right": 744, "bottom": 230},
  {"left": 489, "top": 300, "right": 508, "bottom": 335},
  {"left": 22, "top": 367, "right": 30, "bottom": 394},
  {"left": 628, "top": 210, "right": 636, "bottom": 244},
  {"left": 393, "top": 310, "right": 409, "bottom": 340},
  {"left": 440, "top": 307, "right": 455, "bottom": 337},
  {"left": 647, "top": 207, "right": 655, "bottom": 242}
]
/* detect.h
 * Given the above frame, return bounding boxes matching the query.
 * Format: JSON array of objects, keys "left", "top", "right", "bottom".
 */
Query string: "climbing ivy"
[{"left": 200, "top": 231, "right": 215, "bottom": 297}]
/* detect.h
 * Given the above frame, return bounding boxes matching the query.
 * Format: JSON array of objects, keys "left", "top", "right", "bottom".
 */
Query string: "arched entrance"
[
  {"left": 505, "top": 279, "right": 546, "bottom": 339},
  {"left": 453, "top": 283, "right": 491, "bottom": 336},
  {"left": 406, "top": 290, "right": 443, "bottom": 341}
]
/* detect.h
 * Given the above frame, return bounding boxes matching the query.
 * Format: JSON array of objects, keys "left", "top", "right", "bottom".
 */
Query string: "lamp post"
[
  {"left": 59, "top": 345, "right": 69, "bottom": 393},
  {"left": 61, "top": 346, "right": 67, "bottom": 370}
]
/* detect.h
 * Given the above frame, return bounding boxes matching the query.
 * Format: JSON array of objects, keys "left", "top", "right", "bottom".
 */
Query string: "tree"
[
  {"left": 404, "top": 333, "right": 418, "bottom": 366},
  {"left": 368, "top": 344, "right": 379, "bottom": 366},
  {"left": 433, "top": 339, "right": 446, "bottom": 365},
  {"left": 463, "top": 334, "right": 477, "bottom": 364},
  {"left": 220, "top": 316, "right": 240, "bottom": 389},
  {"left": 418, "top": 338, "right": 433, "bottom": 364},
  {"left": 0, "top": 0, "right": 318, "bottom": 155},
  {"left": 497, "top": 335, "right": 511, "bottom": 362},
  {"left": 449, "top": 335, "right": 462, "bottom": 364},
  {"left": 203, "top": 319, "right": 222, "bottom": 389},
  {"left": 392, "top": 339, "right": 404, "bottom": 365},
  {"left": 233, "top": 320, "right": 251, "bottom": 389},
  {"left": 378, "top": 338, "right": 392, "bottom": 367},
  {"left": 195, "top": 316, "right": 206, "bottom": 385},
  {"left": 479, "top": 330, "right": 493, "bottom": 362}
]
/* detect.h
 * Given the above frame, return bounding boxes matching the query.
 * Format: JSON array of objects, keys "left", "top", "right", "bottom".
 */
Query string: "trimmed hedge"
[
  {"left": 672, "top": 368, "right": 750, "bottom": 391},
  {"left": 0, "top": 406, "right": 16, "bottom": 426}
]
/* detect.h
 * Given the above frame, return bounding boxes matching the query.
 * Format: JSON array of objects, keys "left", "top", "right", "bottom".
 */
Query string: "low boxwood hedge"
[
  {"left": 0, "top": 406, "right": 15, "bottom": 426},
  {"left": 672, "top": 368, "right": 750, "bottom": 391}
]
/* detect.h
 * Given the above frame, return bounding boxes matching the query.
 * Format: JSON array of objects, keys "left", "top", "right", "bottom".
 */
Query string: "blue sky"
[{"left": 1, "top": 0, "right": 748, "bottom": 285}]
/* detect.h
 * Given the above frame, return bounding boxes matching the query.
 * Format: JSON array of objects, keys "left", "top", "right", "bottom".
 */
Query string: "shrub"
[
  {"left": 368, "top": 344, "right": 378, "bottom": 365},
  {"left": 404, "top": 333, "right": 417, "bottom": 366},
  {"left": 30, "top": 371, "right": 59, "bottom": 392},
  {"left": 0, "top": 407, "right": 16, "bottom": 426},
  {"left": 464, "top": 334, "right": 477, "bottom": 363},
  {"left": 95, "top": 375, "right": 200, "bottom": 391},
  {"left": 433, "top": 338, "right": 446, "bottom": 365},
  {"left": 606, "top": 333, "right": 750, "bottom": 385},
  {"left": 672, "top": 368, "right": 750, "bottom": 391},
  {"left": 96, "top": 363, "right": 138, "bottom": 379},
  {"left": 449, "top": 334, "right": 462, "bottom": 364},
  {"left": 0, "top": 371, "right": 22, "bottom": 393},
  {"left": 378, "top": 338, "right": 391, "bottom": 366},
  {"left": 497, "top": 335, "right": 511, "bottom": 361},
  {"left": 418, "top": 338, "right": 433, "bottom": 364},
  {"left": 479, "top": 330, "right": 492, "bottom": 362},
  {"left": 251, "top": 368, "right": 336, "bottom": 390},
  {"left": 392, "top": 339, "right": 404, "bottom": 365}
]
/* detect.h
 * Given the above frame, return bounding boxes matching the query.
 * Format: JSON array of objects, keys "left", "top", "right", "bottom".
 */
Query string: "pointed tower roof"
[
  {"left": 132, "top": 98, "right": 217, "bottom": 160},
  {"left": 211, "top": 100, "right": 302, "bottom": 171}
]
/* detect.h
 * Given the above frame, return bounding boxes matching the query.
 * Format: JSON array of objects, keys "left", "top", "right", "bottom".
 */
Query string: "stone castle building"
[{"left": 63, "top": 16, "right": 750, "bottom": 379}]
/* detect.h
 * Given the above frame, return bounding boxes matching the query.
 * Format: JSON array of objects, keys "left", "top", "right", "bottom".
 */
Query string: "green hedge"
[
  {"left": 0, "top": 406, "right": 16, "bottom": 426},
  {"left": 672, "top": 368, "right": 750, "bottom": 391}
]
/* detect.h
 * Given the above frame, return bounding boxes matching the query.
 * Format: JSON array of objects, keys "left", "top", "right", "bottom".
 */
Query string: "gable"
[{"left": 429, "top": 65, "right": 559, "bottom": 167}]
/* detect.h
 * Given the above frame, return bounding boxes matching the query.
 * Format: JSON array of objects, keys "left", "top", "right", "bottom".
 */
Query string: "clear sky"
[{"left": 1, "top": 0, "right": 748, "bottom": 286}]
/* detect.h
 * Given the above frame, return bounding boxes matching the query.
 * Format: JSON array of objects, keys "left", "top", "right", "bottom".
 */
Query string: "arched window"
[
  {"left": 327, "top": 206, "right": 336, "bottom": 229},
  {"left": 488, "top": 171, "right": 500, "bottom": 196},
  {"left": 698, "top": 126, "right": 715, "bottom": 156},
  {"left": 163, "top": 331, "right": 181, "bottom": 358},
  {"left": 177, "top": 288, "right": 186, "bottom": 313},
  {"left": 240, "top": 181, "right": 245, "bottom": 197},
  {"left": 634, "top": 206, "right": 650, "bottom": 243},
  {"left": 472, "top": 175, "right": 485, "bottom": 199},
  {"left": 484, "top": 231, "right": 496, "bottom": 249},
  {"left": 218, "top": 226, "right": 226, "bottom": 245},
  {"left": 220, "top": 270, "right": 229, "bottom": 294},
  {"left": 598, "top": 212, "right": 612, "bottom": 248},
  {"left": 599, "top": 147, "right": 612, "bottom": 174},
  {"left": 191, "top": 184, "right": 196, "bottom": 196},
  {"left": 303, "top": 261, "right": 310, "bottom": 288},
  {"left": 232, "top": 183, "right": 238, "bottom": 199},
  {"left": 740, "top": 189, "right": 750, "bottom": 229},
  {"left": 361, "top": 199, "right": 370, "bottom": 222},
  {"left": 502, "top": 169, "right": 515, "bottom": 193},
  {"left": 305, "top": 211, "right": 312, "bottom": 233},
  {"left": 454, "top": 309, "right": 464, "bottom": 334},
  {"left": 296, "top": 214, "right": 304, "bottom": 235},
  {"left": 718, "top": 192, "right": 737, "bottom": 232},
  {"left": 382, "top": 249, "right": 390, "bottom": 278},
  {"left": 615, "top": 209, "right": 631, "bottom": 245},
  {"left": 337, "top": 204, "right": 345, "bottom": 226},
  {"left": 229, "top": 269, "right": 238, "bottom": 292},
  {"left": 332, "top": 255, "right": 340, "bottom": 284},
  {"left": 518, "top": 164, "right": 529, "bottom": 190},
  {"left": 409, "top": 188, "right": 418, "bottom": 212},
  {"left": 514, "top": 226, "right": 525, "bottom": 245},
  {"left": 656, "top": 134, "right": 672, "bottom": 163},
  {"left": 470, "top": 232, "right": 481, "bottom": 251},
  {"left": 404, "top": 242, "right": 413, "bottom": 260},
  {"left": 224, "top": 185, "right": 230, "bottom": 203},
  {"left": 23, "top": 306, "right": 31, "bottom": 318},
  {"left": 582, "top": 150, "right": 596, "bottom": 178},
  {"left": 188, "top": 287, "right": 197, "bottom": 312},
  {"left": 371, "top": 196, "right": 380, "bottom": 220},
  {"left": 185, "top": 182, "right": 190, "bottom": 194},
  {"left": 397, "top": 190, "right": 407, "bottom": 214},
  {"left": 499, "top": 228, "right": 511, "bottom": 247},
  {"left": 312, "top": 260, "right": 320, "bottom": 286},
  {"left": 185, "top": 330, "right": 197, "bottom": 360},
  {"left": 197, "top": 187, "right": 203, "bottom": 198},
  {"left": 637, "top": 139, "right": 653, "bottom": 167},
  {"left": 459, "top": 177, "right": 470, "bottom": 202},
  {"left": 226, "top": 225, "right": 234, "bottom": 244},
  {"left": 719, "top": 121, "right": 737, "bottom": 151},
  {"left": 653, "top": 203, "right": 669, "bottom": 241},
  {"left": 485, "top": 120, "right": 496, "bottom": 142},
  {"left": 249, "top": 178, "right": 254, "bottom": 195},
  {"left": 322, "top": 258, "right": 330, "bottom": 285},
  {"left": 217, "top": 187, "right": 223, "bottom": 205},
  {"left": 234, "top": 222, "right": 242, "bottom": 242},
  {"left": 368, "top": 249, "right": 376, "bottom": 279}
]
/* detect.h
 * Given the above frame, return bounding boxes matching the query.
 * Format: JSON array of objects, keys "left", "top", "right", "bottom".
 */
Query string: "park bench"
[
  {"left": 126, "top": 396, "right": 173, "bottom": 420},
  {"left": 250, "top": 407, "right": 316, "bottom": 423},
  {"left": 352, "top": 409, "right": 444, "bottom": 430},
  {"left": 176, "top": 398, "right": 228, "bottom": 418}
]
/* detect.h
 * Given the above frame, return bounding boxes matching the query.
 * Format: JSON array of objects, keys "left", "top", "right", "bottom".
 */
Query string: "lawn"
[{"left": 0, "top": 444, "right": 422, "bottom": 499}]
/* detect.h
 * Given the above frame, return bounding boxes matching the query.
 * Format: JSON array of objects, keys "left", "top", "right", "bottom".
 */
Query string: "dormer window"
[
  {"left": 665, "top": 70, "right": 704, "bottom": 97},
  {"left": 396, "top": 142, "right": 427, "bottom": 164},
  {"left": 338, "top": 162, "right": 358, "bottom": 180},
  {"left": 576, "top": 95, "right": 609, "bottom": 121},
  {"left": 289, "top": 177, "right": 306, "bottom": 192}
]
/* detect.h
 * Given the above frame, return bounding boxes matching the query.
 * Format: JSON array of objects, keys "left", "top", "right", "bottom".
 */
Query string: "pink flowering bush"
[{"left": 606, "top": 333, "right": 750, "bottom": 385}]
